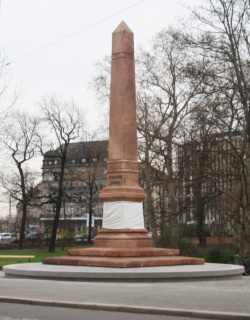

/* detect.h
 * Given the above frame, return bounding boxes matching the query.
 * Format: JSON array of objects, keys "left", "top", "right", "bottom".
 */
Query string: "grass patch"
[{"left": 0, "top": 244, "right": 91, "bottom": 269}]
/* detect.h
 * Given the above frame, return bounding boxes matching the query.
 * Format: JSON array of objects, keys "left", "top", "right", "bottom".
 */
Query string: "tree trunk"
[
  {"left": 243, "top": 145, "right": 250, "bottom": 256},
  {"left": 88, "top": 198, "right": 93, "bottom": 243},
  {"left": 164, "top": 143, "right": 179, "bottom": 248},
  {"left": 196, "top": 204, "right": 206, "bottom": 247},
  {"left": 144, "top": 142, "right": 158, "bottom": 240},
  {"left": 18, "top": 203, "right": 27, "bottom": 250},
  {"left": 48, "top": 161, "right": 65, "bottom": 253},
  {"left": 48, "top": 202, "right": 62, "bottom": 252},
  {"left": 18, "top": 165, "right": 27, "bottom": 250}
]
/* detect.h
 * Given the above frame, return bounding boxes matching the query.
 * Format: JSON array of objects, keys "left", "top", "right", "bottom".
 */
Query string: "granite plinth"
[
  {"left": 43, "top": 255, "right": 204, "bottom": 268},
  {"left": 99, "top": 189, "right": 147, "bottom": 202},
  {"left": 68, "top": 247, "right": 179, "bottom": 257},
  {"left": 42, "top": 228, "right": 204, "bottom": 268},
  {"left": 93, "top": 228, "right": 153, "bottom": 248}
]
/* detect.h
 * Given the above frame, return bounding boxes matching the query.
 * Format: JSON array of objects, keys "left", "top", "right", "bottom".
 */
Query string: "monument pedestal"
[
  {"left": 43, "top": 229, "right": 205, "bottom": 267},
  {"left": 93, "top": 229, "right": 153, "bottom": 248}
]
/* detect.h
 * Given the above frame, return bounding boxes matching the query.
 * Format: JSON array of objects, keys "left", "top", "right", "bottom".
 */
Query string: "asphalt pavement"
[
  {"left": 0, "top": 302, "right": 215, "bottom": 320},
  {"left": 0, "top": 271, "right": 250, "bottom": 320}
]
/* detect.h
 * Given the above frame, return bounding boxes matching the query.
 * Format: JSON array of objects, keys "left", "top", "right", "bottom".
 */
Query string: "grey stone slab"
[{"left": 3, "top": 262, "right": 244, "bottom": 282}]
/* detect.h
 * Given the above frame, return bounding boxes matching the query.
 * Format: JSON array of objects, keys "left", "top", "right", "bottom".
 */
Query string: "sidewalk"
[{"left": 0, "top": 271, "right": 250, "bottom": 319}]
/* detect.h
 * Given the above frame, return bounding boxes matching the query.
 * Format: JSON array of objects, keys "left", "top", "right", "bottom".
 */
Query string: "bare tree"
[
  {"left": 177, "top": 101, "right": 224, "bottom": 245},
  {"left": 90, "top": 55, "right": 111, "bottom": 107},
  {"left": 39, "top": 95, "right": 85, "bottom": 252},
  {"left": 136, "top": 27, "right": 212, "bottom": 247},
  {"left": 0, "top": 52, "right": 19, "bottom": 123},
  {"left": 137, "top": 96, "right": 161, "bottom": 241},
  {"left": 181, "top": 0, "right": 250, "bottom": 254},
  {"left": 89, "top": 55, "right": 111, "bottom": 135},
  {"left": 68, "top": 140, "right": 108, "bottom": 242},
  {"left": 0, "top": 111, "right": 40, "bottom": 249}
]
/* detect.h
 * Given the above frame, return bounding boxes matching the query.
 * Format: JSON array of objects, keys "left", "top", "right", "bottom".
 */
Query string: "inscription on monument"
[{"left": 109, "top": 175, "right": 122, "bottom": 185}]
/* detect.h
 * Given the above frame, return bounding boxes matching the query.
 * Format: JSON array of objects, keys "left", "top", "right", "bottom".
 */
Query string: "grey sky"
[{"left": 0, "top": 0, "right": 200, "bottom": 218}]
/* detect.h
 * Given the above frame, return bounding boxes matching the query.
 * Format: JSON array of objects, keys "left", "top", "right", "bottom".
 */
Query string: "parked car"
[
  {"left": 25, "top": 233, "right": 38, "bottom": 239},
  {"left": 75, "top": 234, "right": 84, "bottom": 241},
  {"left": 75, "top": 233, "right": 95, "bottom": 241},
  {"left": 75, "top": 233, "right": 88, "bottom": 241},
  {"left": 25, "top": 233, "right": 44, "bottom": 240},
  {"left": 0, "top": 232, "right": 11, "bottom": 242}
]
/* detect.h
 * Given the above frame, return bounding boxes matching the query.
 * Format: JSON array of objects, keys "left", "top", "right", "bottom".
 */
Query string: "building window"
[
  {"left": 72, "top": 159, "right": 76, "bottom": 164},
  {"left": 104, "top": 158, "right": 108, "bottom": 162},
  {"left": 93, "top": 158, "right": 97, "bottom": 162},
  {"left": 82, "top": 158, "right": 86, "bottom": 163},
  {"left": 54, "top": 160, "right": 58, "bottom": 164},
  {"left": 48, "top": 161, "right": 52, "bottom": 165},
  {"left": 50, "top": 208, "right": 54, "bottom": 217},
  {"left": 80, "top": 207, "right": 85, "bottom": 214}
]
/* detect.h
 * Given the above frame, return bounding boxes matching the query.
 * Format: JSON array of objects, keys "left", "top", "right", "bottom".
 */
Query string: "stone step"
[
  {"left": 68, "top": 247, "right": 180, "bottom": 257},
  {"left": 43, "top": 255, "right": 205, "bottom": 268}
]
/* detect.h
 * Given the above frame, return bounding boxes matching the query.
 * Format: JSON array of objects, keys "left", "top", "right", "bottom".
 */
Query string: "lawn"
[{"left": 0, "top": 244, "right": 91, "bottom": 269}]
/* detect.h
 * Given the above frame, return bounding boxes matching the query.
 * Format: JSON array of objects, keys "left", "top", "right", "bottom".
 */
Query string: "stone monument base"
[
  {"left": 42, "top": 229, "right": 205, "bottom": 268},
  {"left": 93, "top": 228, "right": 153, "bottom": 248}
]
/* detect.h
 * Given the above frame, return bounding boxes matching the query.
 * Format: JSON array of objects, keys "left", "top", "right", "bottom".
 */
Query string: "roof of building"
[{"left": 43, "top": 140, "right": 108, "bottom": 165}]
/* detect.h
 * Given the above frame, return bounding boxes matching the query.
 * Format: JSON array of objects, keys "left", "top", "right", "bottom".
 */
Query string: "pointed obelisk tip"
[
  {"left": 113, "top": 21, "right": 133, "bottom": 34},
  {"left": 112, "top": 21, "right": 134, "bottom": 55}
]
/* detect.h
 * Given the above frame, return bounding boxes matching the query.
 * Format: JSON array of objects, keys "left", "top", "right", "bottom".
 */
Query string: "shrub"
[
  {"left": 157, "top": 226, "right": 182, "bottom": 249},
  {"left": 10, "top": 239, "right": 19, "bottom": 244},
  {"left": 181, "top": 224, "right": 197, "bottom": 238},
  {"left": 179, "top": 239, "right": 199, "bottom": 257},
  {"left": 206, "top": 246, "right": 233, "bottom": 263},
  {"left": 60, "top": 229, "right": 74, "bottom": 241}
]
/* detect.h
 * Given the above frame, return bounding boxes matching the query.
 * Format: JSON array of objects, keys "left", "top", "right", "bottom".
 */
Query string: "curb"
[{"left": 0, "top": 296, "right": 250, "bottom": 320}]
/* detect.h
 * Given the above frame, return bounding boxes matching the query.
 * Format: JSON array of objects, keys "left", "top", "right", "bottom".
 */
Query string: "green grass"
[{"left": 0, "top": 244, "right": 91, "bottom": 269}]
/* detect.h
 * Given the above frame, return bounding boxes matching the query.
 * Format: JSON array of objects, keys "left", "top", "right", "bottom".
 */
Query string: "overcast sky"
[
  {"left": 0, "top": 0, "right": 200, "bottom": 218},
  {"left": 0, "top": 0, "right": 201, "bottom": 120}
]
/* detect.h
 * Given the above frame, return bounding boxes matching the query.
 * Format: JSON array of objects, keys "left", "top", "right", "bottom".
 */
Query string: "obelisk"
[
  {"left": 99, "top": 21, "right": 147, "bottom": 230},
  {"left": 43, "top": 22, "right": 204, "bottom": 267}
]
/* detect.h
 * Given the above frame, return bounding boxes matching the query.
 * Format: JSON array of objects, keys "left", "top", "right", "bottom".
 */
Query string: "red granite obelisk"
[
  {"left": 94, "top": 21, "right": 150, "bottom": 247},
  {"left": 42, "top": 22, "right": 204, "bottom": 267},
  {"left": 99, "top": 21, "right": 146, "bottom": 203},
  {"left": 97, "top": 21, "right": 147, "bottom": 240}
]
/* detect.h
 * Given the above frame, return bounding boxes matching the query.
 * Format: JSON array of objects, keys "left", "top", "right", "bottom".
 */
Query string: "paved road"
[
  {"left": 0, "top": 302, "right": 216, "bottom": 320},
  {"left": 0, "top": 271, "right": 250, "bottom": 319}
]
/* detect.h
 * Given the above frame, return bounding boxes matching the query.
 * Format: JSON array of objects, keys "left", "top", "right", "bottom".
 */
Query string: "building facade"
[
  {"left": 176, "top": 131, "right": 245, "bottom": 236},
  {"left": 16, "top": 139, "right": 169, "bottom": 234},
  {"left": 40, "top": 140, "right": 108, "bottom": 232}
]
